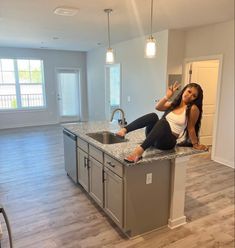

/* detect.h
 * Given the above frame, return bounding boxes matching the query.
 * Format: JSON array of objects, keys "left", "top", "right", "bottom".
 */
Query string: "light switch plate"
[{"left": 146, "top": 173, "right": 152, "bottom": 184}]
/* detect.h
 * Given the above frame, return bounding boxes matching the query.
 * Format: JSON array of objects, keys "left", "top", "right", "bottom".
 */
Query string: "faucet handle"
[{"left": 118, "top": 118, "right": 127, "bottom": 127}]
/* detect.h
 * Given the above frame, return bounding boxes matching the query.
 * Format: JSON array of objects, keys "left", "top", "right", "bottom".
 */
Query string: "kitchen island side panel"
[{"left": 123, "top": 159, "right": 171, "bottom": 237}]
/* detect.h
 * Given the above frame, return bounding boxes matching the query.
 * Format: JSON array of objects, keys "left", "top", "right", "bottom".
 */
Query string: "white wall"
[
  {"left": 184, "top": 20, "right": 234, "bottom": 168},
  {"left": 87, "top": 30, "right": 169, "bottom": 123},
  {"left": 0, "top": 47, "right": 88, "bottom": 129}
]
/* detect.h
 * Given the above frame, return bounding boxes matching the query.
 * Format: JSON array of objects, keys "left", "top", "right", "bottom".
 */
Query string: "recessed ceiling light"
[{"left": 54, "top": 7, "right": 78, "bottom": 16}]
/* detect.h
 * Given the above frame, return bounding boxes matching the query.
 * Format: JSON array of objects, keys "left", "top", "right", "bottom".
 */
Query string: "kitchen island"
[{"left": 63, "top": 121, "right": 206, "bottom": 238}]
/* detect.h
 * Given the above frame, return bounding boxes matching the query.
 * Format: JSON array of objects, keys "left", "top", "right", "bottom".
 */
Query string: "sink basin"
[{"left": 86, "top": 131, "right": 127, "bottom": 144}]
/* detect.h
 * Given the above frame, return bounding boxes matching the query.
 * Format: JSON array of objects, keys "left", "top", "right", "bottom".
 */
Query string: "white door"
[
  {"left": 56, "top": 69, "right": 80, "bottom": 123},
  {"left": 105, "top": 64, "right": 121, "bottom": 120},
  {"left": 185, "top": 60, "right": 219, "bottom": 145}
]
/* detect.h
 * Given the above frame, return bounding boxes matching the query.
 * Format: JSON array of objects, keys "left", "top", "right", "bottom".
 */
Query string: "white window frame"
[{"left": 0, "top": 58, "right": 46, "bottom": 111}]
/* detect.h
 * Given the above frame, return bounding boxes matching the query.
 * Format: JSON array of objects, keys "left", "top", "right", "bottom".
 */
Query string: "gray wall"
[
  {"left": 0, "top": 47, "right": 88, "bottom": 129},
  {"left": 166, "top": 30, "right": 185, "bottom": 92},
  {"left": 87, "top": 30, "right": 169, "bottom": 123},
  {"left": 167, "top": 30, "right": 185, "bottom": 75}
]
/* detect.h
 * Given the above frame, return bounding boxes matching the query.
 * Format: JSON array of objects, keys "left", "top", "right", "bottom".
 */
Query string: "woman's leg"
[
  {"left": 125, "top": 112, "right": 159, "bottom": 133},
  {"left": 117, "top": 113, "right": 159, "bottom": 137},
  {"left": 141, "top": 119, "right": 176, "bottom": 150},
  {"left": 125, "top": 119, "right": 176, "bottom": 163}
]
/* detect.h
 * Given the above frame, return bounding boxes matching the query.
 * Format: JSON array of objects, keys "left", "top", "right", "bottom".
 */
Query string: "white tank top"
[{"left": 165, "top": 109, "right": 187, "bottom": 135}]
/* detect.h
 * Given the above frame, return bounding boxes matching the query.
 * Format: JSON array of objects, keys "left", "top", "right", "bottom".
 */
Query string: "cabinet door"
[
  {"left": 77, "top": 148, "right": 89, "bottom": 192},
  {"left": 89, "top": 157, "right": 103, "bottom": 207},
  {"left": 104, "top": 168, "right": 123, "bottom": 228}
]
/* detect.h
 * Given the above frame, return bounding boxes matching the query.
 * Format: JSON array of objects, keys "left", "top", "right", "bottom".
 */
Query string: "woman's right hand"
[
  {"left": 166, "top": 81, "right": 181, "bottom": 99},
  {"left": 193, "top": 143, "right": 209, "bottom": 151}
]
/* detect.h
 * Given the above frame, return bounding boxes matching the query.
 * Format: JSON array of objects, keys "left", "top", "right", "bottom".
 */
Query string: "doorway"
[
  {"left": 105, "top": 64, "right": 121, "bottom": 120},
  {"left": 56, "top": 68, "right": 81, "bottom": 123},
  {"left": 183, "top": 56, "right": 222, "bottom": 154}
]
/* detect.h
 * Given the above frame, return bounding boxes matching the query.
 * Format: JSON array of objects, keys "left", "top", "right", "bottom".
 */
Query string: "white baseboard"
[
  {"left": 213, "top": 156, "right": 234, "bottom": 169},
  {"left": 168, "top": 216, "right": 187, "bottom": 229},
  {"left": 0, "top": 121, "right": 59, "bottom": 130}
]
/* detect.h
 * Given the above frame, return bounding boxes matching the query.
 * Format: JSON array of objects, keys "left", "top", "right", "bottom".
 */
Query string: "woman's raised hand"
[{"left": 166, "top": 81, "right": 181, "bottom": 99}]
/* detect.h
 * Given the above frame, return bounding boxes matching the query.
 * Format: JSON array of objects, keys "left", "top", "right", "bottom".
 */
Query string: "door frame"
[
  {"left": 104, "top": 63, "right": 122, "bottom": 121},
  {"left": 55, "top": 67, "right": 81, "bottom": 123},
  {"left": 182, "top": 54, "right": 223, "bottom": 160}
]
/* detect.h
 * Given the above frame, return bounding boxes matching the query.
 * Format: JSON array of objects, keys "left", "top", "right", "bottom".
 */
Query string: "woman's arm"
[
  {"left": 187, "top": 105, "right": 208, "bottom": 151},
  {"left": 155, "top": 96, "right": 172, "bottom": 111},
  {"left": 155, "top": 81, "right": 180, "bottom": 111}
]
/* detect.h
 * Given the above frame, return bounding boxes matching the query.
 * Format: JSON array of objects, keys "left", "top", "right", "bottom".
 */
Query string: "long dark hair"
[{"left": 166, "top": 83, "right": 204, "bottom": 140}]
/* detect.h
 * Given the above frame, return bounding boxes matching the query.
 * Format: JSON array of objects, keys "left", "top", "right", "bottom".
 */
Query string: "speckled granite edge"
[{"left": 62, "top": 121, "right": 206, "bottom": 166}]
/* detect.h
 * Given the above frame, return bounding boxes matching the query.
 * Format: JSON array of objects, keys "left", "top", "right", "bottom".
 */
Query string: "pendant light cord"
[
  {"left": 150, "top": 0, "right": 154, "bottom": 38},
  {"left": 107, "top": 10, "right": 111, "bottom": 49}
]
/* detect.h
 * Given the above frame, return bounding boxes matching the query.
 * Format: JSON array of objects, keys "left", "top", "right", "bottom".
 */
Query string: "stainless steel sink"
[{"left": 86, "top": 131, "right": 127, "bottom": 144}]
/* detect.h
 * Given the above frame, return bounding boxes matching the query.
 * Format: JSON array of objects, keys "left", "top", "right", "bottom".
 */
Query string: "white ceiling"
[{"left": 0, "top": 0, "right": 234, "bottom": 52}]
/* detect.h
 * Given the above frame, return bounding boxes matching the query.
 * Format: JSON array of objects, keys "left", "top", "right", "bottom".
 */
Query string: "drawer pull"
[
  {"left": 84, "top": 157, "right": 89, "bottom": 168},
  {"left": 107, "top": 161, "right": 115, "bottom": 167}
]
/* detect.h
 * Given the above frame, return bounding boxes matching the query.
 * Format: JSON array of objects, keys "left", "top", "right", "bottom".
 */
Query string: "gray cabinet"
[
  {"left": 77, "top": 137, "right": 89, "bottom": 192},
  {"left": 89, "top": 156, "right": 103, "bottom": 207},
  {"left": 104, "top": 154, "right": 123, "bottom": 228},
  {"left": 63, "top": 128, "right": 182, "bottom": 238},
  {"left": 89, "top": 145, "right": 104, "bottom": 207},
  {"left": 77, "top": 147, "right": 89, "bottom": 192}
]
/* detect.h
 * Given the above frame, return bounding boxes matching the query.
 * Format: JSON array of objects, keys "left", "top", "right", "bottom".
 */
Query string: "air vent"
[{"left": 54, "top": 7, "right": 78, "bottom": 16}]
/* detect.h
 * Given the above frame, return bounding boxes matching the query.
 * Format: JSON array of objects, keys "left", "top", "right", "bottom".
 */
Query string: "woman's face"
[{"left": 182, "top": 86, "right": 199, "bottom": 104}]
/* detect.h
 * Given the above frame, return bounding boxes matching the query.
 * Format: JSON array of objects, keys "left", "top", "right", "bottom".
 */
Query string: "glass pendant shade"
[
  {"left": 145, "top": 36, "right": 156, "bottom": 58},
  {"left": 106, "top": 48, "right": 115, "bottom": 64}
]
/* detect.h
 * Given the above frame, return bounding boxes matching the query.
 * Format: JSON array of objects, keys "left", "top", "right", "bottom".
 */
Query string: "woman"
[{"left": 117, "top": 82, "right": 209, "bottom": 163}]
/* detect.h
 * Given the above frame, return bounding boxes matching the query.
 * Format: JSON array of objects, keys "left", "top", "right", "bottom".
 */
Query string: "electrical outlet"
[
  {"left": 146, "top": 173, "right": 152, "bottom": 184},
  {"left": 127, "top": 96, "right": 131, "bottom": 102}
]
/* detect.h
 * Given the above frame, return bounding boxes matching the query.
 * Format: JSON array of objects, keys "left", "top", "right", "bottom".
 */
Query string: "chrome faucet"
[{"left": 110, "top": 108, "right": 126, "bottom": 127}]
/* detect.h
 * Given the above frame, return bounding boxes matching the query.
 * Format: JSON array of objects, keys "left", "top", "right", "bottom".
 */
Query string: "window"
[
  {"left": 0, "top": 58, "right": 46, "bottom": 110},
  {"left": 105, "top": 63, "right": 121, "bottom": 120},
  {"left": 110, "top": 65, "right": 120, "bottom": 109}
]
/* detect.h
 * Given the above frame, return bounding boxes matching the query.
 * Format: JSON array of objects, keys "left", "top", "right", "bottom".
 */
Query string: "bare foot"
[{"left": 116, "top": 128, "right": 127, "bottom": 137}]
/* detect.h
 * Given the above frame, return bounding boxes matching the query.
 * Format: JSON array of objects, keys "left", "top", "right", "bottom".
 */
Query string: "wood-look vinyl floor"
[{"left": 0, "top": 125, "right": 234, "bottom": 248}]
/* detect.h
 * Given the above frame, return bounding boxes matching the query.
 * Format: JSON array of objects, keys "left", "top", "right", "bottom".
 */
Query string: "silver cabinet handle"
[
  {"left": 107, "top": 161, "right": 115, "bottom": 167},
  {"left": 86, "top": 157, "right": 90, "bottom": 169},
  {"left": 102, "top": 170, "right": 107, "bottom": 182},
  {"left": 84, "top": 157, "right": 88, "bottom": 167},
  {"left": 84, "top": 157, "right": 89, "bottom": 168},
  {"left": 84, "top": 157, "right": 87, "bottom": 167}
]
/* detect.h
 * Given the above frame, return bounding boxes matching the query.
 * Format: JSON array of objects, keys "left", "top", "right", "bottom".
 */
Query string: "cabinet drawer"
[
  {"left": 104, "top": 154, "right": 123, "bottom": 178},
  {"left": 77, "top": 137, "right": 88, "bottom": 153},
  {"left": 89, "top": 145, "right": 103, "bottom": 163}
]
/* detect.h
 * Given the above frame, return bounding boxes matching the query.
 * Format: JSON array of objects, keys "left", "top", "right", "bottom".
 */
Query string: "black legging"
[{"left": 125, "top": 113, "right": 177, "bottom": 150}]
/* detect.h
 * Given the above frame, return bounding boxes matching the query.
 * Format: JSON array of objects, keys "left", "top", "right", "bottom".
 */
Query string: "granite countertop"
[{"left": 63, "top": 121, "right": 205, "bottom": 166}]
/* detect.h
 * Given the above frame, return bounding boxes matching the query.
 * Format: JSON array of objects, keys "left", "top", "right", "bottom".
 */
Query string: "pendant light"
[
  {"left": 104, "top": 9, "right": 115, "bottom": 64},
  {"left": 145, "top": 0, "right": 156, "bottom": 58}
]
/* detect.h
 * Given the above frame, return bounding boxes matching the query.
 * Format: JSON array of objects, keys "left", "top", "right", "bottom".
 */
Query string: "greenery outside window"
[{"left": 0, "top": 58, "right": 46, "bottom": 110}]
